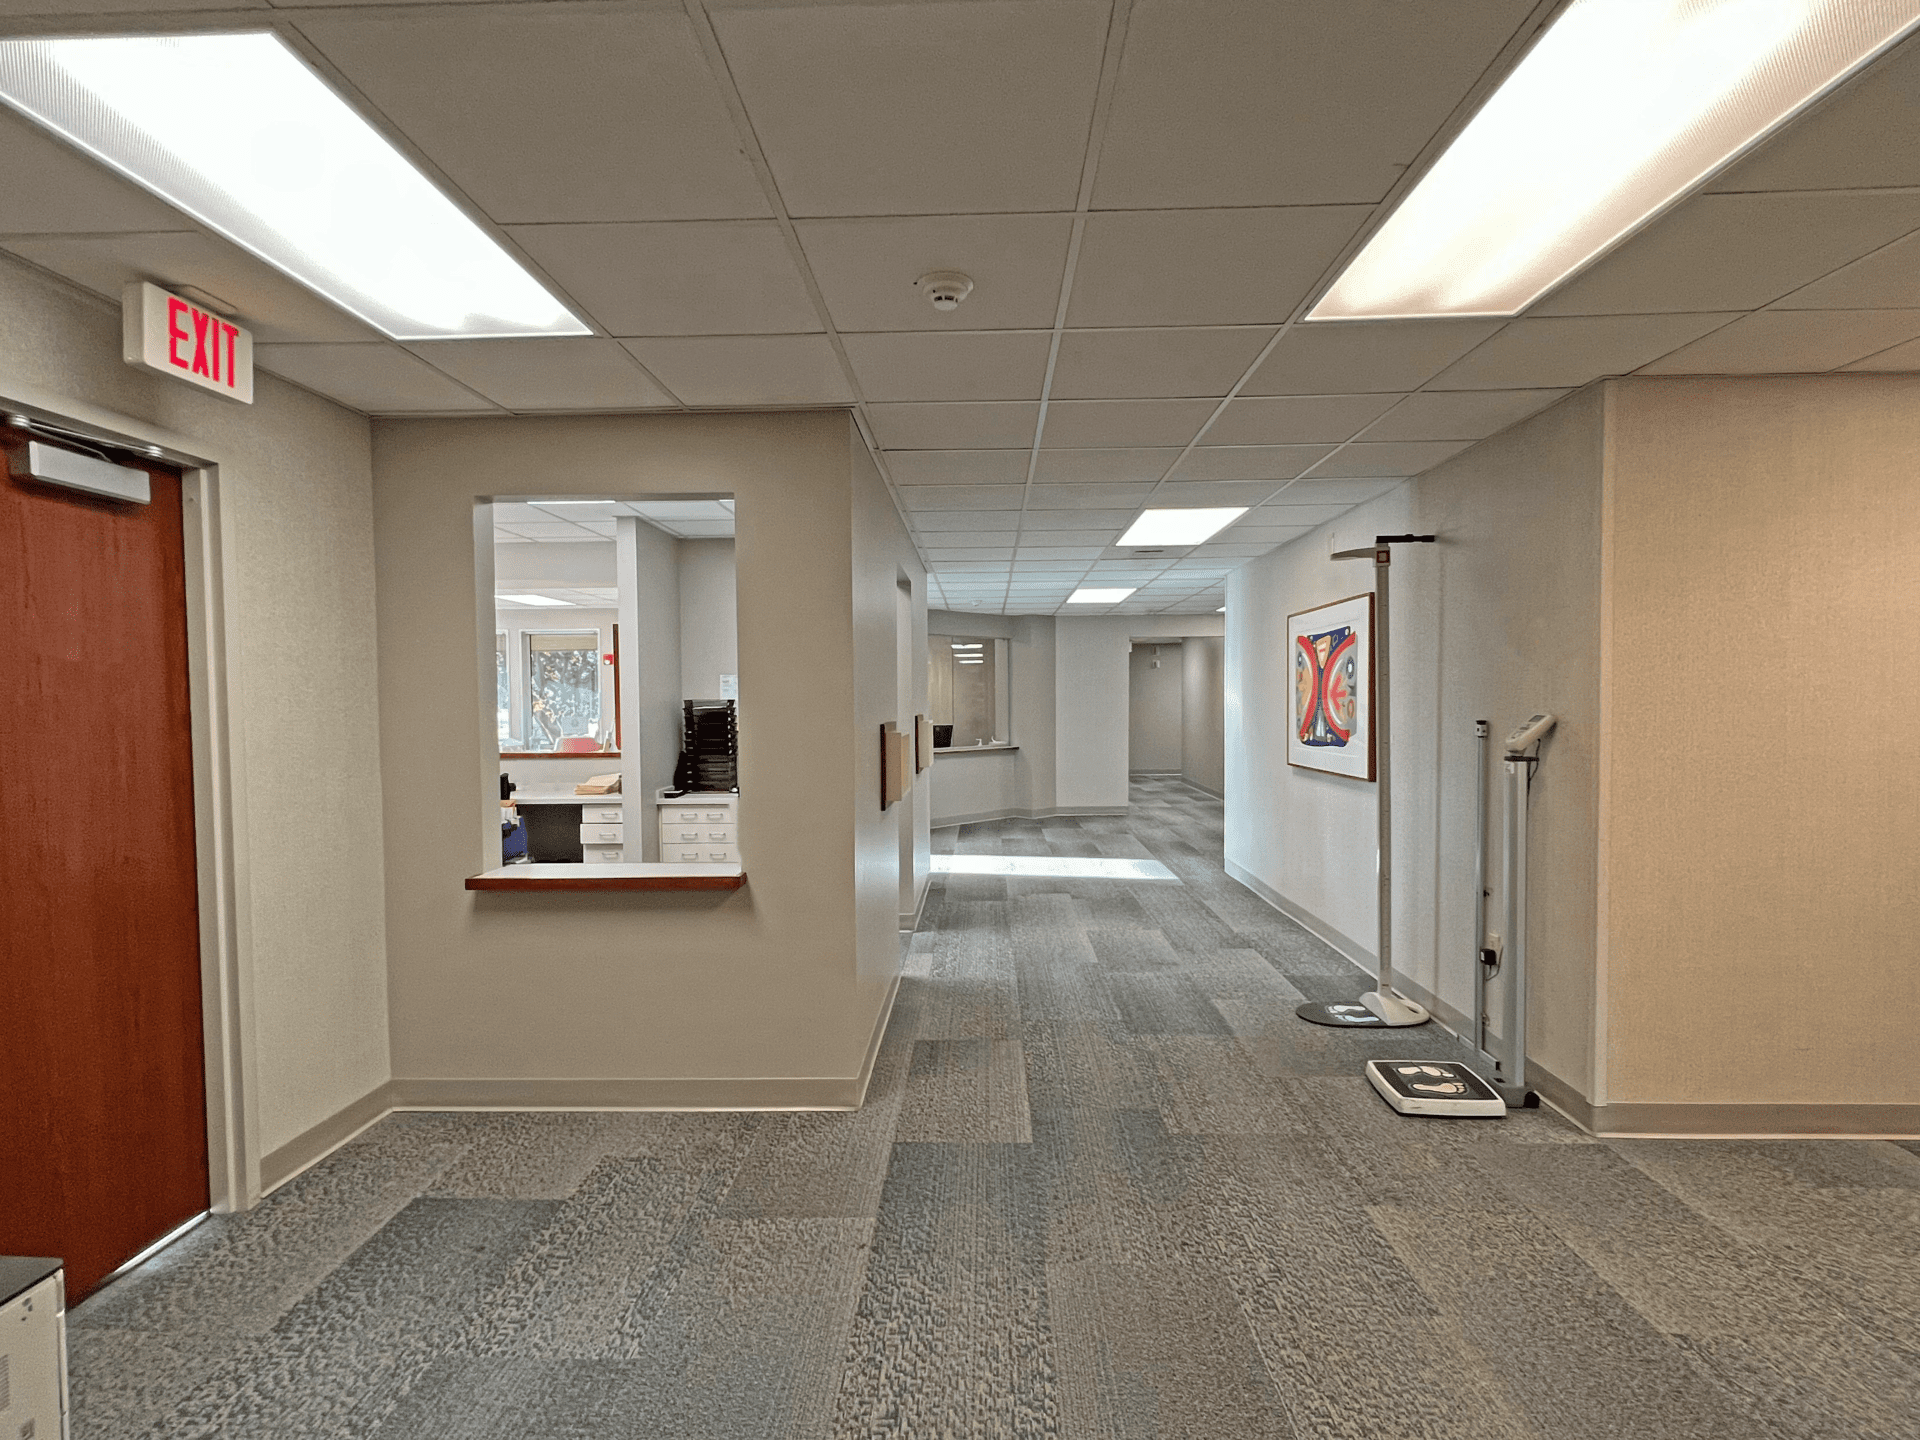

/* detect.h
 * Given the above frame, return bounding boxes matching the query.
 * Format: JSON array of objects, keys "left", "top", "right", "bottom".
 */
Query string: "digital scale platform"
[{"left": 1364, "top": 1060, "right": 1507, "bottom": 1117}]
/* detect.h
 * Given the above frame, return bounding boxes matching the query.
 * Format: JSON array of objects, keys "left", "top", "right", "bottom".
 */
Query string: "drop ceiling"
[{"left": 2, "top": 0, "right": 1917, "bottom": 616}]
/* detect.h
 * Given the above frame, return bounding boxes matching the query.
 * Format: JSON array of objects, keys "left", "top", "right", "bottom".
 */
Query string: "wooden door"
[{"left": 0, "top": 425, "right": 209, "bottom": 1301}]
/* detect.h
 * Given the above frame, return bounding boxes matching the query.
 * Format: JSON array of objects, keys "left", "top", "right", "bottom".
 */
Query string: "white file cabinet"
[
  {"left": 578, "top": 798, "right": 624, "bottom": 863},
  {"left": 1, "top": 1258, "right": 68, "bottom": 1440},
  {"left": 657, "top": 793, "right": 739, "bottom": 863}
]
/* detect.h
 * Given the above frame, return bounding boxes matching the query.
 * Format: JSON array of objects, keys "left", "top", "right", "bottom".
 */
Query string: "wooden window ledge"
[{"left": 466, "top": 863, "right": 744, "bottom": 892}]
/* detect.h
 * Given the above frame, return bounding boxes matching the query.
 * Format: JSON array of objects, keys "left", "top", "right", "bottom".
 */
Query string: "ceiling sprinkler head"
[{"left": 916, "top": 270, "right": 974, "bottom": 312}]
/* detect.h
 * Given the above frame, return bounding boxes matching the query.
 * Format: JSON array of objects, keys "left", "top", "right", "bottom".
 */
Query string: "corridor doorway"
[
  {"left": 1128, "top": 638, "right": 1225, "bottom": 795},
  {"left": 0, "top": 423, "right": 209, "bottom": 1300}
]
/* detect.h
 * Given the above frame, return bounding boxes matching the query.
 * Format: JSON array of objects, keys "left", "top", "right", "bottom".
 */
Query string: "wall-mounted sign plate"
[{"left": 122, "top": 281, "right": 253, "bottom": 403}]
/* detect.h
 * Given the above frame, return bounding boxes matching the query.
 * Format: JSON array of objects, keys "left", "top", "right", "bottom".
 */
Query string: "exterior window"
[
  {"left": 495, "top": 633, "right": 510, "bottom": 743},
  {"left": 524, "top": 631, "right": 602, "bottom": 751}
]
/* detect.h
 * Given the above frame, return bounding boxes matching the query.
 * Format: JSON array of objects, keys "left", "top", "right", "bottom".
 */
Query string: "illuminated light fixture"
[
  {"left": 1308, "top": 0, "right": 1920, "bottom": 319},
  {"left": 1117, "top": 508, "right": 1248, "bottom": 547},
  {"left": 950, "top": 642, "right": 984, "bottom": 649},
  {"left": 1217, "top": 606, "right": 1227, "bottom": 613},
  {"left": 500, "top": 593, "right": 570, "bottom": 607},
  {"left": 0, "top": 33, "right": 589, "bottom": 339},
  {"left": 1068, "top": 588, "right": 1136, "bottom": 604}
]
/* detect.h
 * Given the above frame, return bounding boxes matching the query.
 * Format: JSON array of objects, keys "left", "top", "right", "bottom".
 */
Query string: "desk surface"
[
  {"left": 0, "top": 1256, "right": 61, "bottom": 1306},
  {"left": 510, "top": 792, "right": 622, "bottom": 806}
]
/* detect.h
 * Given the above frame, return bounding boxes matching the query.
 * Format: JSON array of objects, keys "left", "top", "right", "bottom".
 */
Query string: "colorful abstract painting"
[{"left": 1287, "top": 593, "right": 1375, "bottom": 780}]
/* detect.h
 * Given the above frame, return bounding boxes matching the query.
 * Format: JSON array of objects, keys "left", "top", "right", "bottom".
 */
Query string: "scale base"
[
  {"left": 1365, "top": 1060, "right": 1506, "bottom": 1117},
  {"left": 1296, "top": 1001, "right": 1386, "bottom": 1027}
]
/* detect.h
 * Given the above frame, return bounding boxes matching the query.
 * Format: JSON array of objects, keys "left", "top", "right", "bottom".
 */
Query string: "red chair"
[{"left": 555, "top": 736, "right": 603, "bottom": 754}]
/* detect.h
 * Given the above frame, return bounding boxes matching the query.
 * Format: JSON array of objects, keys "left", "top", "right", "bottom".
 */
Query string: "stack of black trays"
[{"left": 682, "top": 699, "right": 738, "bottom": 791}]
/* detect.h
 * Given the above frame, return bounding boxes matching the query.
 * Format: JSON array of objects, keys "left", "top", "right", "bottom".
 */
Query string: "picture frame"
[{"left": 1287, "top": 591, "right": 1375, "bottom": 781}]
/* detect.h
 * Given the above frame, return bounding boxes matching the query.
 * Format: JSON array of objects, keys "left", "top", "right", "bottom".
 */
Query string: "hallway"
[{"left": 70, "top": 780, "right": 1920, "bottom": 1439}]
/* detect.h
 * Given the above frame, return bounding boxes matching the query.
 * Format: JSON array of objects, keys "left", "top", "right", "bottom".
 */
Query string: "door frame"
[{"left": 3, "top": 383, "right": 262, "bottom": 1214}]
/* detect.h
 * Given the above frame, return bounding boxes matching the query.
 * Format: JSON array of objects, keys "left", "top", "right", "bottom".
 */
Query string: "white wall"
[
  {"left": 1181, "top": 636, "right": 1225, "bottom": 796},
  {"left": 1129, "top": 642, "right": 1185, "bottom": 772},
  {"left": 0, "top": 253, "right": 390, "bottom": 1172},
  {"left": 678, "top": 538, "right": 738, "bottom": 700}
]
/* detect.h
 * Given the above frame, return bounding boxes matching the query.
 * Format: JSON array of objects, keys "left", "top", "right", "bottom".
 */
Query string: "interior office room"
[{"left": 2, "top": 3, "right": 1917, "bottom": 1438}]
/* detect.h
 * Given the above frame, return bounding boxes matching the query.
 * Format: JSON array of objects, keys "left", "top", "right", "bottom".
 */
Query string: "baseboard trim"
[
  {"left": 255, "top": 981, "right": 906, "bottom": 1197},
  {"left": 1181, "top": 778, "right": 1223, "bottom": 799},
  {"left": 900, "top": 872, "right": 932, "bottom": 933},
  {"left": 260, "top": 1080, "right": 399, "bottom": 1195},
  {"left": 1588, "top": 1101, "right": 1920, "bottom": 1139},
  {"left": 1224, "top": 862, "right": 1378, "bottom": 978},
  {"left": 932, "top": 805, "right": 1128, "bottom": 828}
]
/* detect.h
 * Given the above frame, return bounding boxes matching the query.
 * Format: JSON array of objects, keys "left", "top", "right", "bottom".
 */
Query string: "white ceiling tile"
[
  {"left": 0, "top": 107, "right": 189, "bottom": 233},
  {"left": 710, "top": 0, "right": 1109, "bottom": 216},
  {"left": 1203, "top": 394, "right": 1401, "bottom": 446},
  {"left": 1198, "top": 543, "right": 1281, "bottom": 557},
  {"left": 1093, "top": 0, "right": 1538, "bottom": 208},
  {"left": 1169, "top": 445, "right": 1335, "bottom": 481},
  {"left": 885, "top": 451, "right": 1031, "bottom": 485},
  {"left": 1227, "top": 526, "right": 1315, "bottom": 543},
  {"left": 1150, "top": 481, "right": 1288, "bottom": 506},
  {"left": 1031, "top": 449, "right": 1182, "bottom": 484},
  {"left": 841, "top": 331, "right": 1052, "bottom": 402},
  {"left": 1021, "top": 509, "right": 1135, "bottom": 529},
  {"left": 1254, "top": 502, "right": 1374, "bottom": 527},
  {"left": 1244, "top": 319, "right": 1503, "bottom": 395},
  {"left": 1707, "top": 33, "right": 1920, "bottom": 193},
  {"left": 508, "top": 222, "right": 819, "bottom": 335},
  {"left": 1275, "top": 478, "right": 1406, "bottom": 505},
  {"left": 1309, "top": 440, "right": 1470, "bottom": 477},
  {"left": 1427, "top": 314, "right": 1740, "bottom": 389},
  {"left": 898, "top": 486, "right": 1027, "bottom": 511},
  {"left": 1357, "top": 389, "right": 1569, "bottom": 442},
  {"left": 1030, "top": 483, "right": 1155, "bottom": 508},
  {"left": 255, "top": 342, "right": 497, "bottom": 412},
  {"left": 1013, "top": 531, "right": 1120, "bottom": 548},
  {"left": 911, "top": 510, "right": 1024, "bottom": 531},
  {"left": 407, "top": 338, "right": 675, "bottom": 410},
  {"left": 1040, "top": 399, "right": 1216, "bottom": 448},
  {"left": 1050, "top": 327, "right": 1275, "bottom": 399},
  {"left": 0, "top": 231, "right": 380, "bottom": 343},
  {"left": 795, "top": 214, "right": 1073, "bottom": 331},
  {"left": 868, "top": 402, "right": 1040, "bottom": 449},
  {"left": 1015, "top": 548, "right": 1105, "bottom": 561},
  {"left": 1638, "top": 309, "right": 1920, "bottom": 375},
  {"left": 927, "top": 547, "right": 1014, "bottom": 561},
  {"left": 1773, "top": 229, "right": 1920, "bottom": 311},
  {"left": 923, "top": 531, "right": 1022, "bottom": 547},
  {"left": 1532, "top": 192, "right": 1920, "bottom": 317},
  {"left": 619, "top": 335, "right": 851, "bottom": 406},
  {"left": 1067, "top": 208, "right": 1370, "bottom": 327},
  {"left": 1841, "top": 335, "right": 1920, "bottom": 371},
  {"left": 301, "top": 11, "right": 766, "bottom": 224}
]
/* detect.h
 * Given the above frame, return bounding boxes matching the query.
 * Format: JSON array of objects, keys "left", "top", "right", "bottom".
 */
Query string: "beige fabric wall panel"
[
  {"left": 374, "top": 412, "right": 894, "bottom": 1087},
  {"left": 1128, "top": 642, "right": 1185, "bottom": 772},
  {"left": 1229, "top": 389, "right": 1604, "bottom": 1093},
  {"left": 1602, "top": 375, "right": 1920, "bottom": 1107},
  {"left": 1181, "top": 636, "right": 1226, "bottom": 796},
  {"left": 0, "top": 255, "right": 390, "bottom": 1157}
]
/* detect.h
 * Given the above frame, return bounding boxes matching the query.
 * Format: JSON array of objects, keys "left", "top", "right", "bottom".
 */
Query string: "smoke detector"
[{"left": 916, "top": 270, "right": 974, "bottom": 312}]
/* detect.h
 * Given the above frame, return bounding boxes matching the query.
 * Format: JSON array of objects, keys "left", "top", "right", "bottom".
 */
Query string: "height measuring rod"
[{"left": 1296, "top": 534, "right": 1436, "bottom": 1029}]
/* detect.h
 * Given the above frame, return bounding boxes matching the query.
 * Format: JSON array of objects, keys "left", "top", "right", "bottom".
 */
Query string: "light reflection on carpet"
[{"left": 931, "top": 854, "right": 1179, "bottom": 881}]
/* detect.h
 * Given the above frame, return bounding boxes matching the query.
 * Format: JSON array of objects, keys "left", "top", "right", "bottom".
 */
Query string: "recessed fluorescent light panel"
[
  {"left": 1068, "top": 588, "right": 1136, "bottom": 604},
  {"left": 1117, "top": 508, "right": 1248, "bottom": 548},
  {"left": 1309, "top": 0, "right": 1920, "bottom": 319},
  {"left": 0, "top": 33, "right": 589, "bottom": 339},
  {"left": 500, "top": 594, "right": 571, "bottom": 607}
]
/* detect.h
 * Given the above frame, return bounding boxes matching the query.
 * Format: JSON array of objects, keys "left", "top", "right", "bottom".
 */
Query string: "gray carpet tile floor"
[{"left": 70, "top": 777, "right": 1920, "bottom": 1439}]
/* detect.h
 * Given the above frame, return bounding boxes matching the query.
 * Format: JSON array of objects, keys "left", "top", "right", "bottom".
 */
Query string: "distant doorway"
[
  {"left": 1129, "top": 638, "right": 1225, "bottom": 796},
  {"left": 0, "top": 424, "right": 209, "bottom": 1300}
]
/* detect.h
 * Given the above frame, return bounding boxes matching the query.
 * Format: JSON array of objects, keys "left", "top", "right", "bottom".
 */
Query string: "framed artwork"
[{"left": 1287, "top": 592, "right": 1375, "bottom": 781}]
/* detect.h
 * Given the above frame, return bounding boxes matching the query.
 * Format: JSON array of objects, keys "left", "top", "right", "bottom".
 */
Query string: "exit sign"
[{"left": 122, "top": 281, "right": 254, "bottom": 404}]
